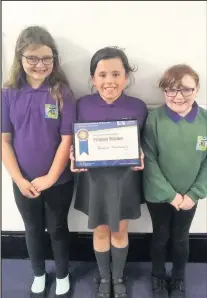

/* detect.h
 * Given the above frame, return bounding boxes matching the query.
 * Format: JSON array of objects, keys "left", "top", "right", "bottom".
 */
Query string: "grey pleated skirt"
[{"left": 74, "top": 167, "right": 144, "bottom": 232}]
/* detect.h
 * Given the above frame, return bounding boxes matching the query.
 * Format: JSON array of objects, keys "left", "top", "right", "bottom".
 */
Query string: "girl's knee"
[
  {"left": 111, "top": 221, "right": 129, "bottom": 240},
  {"left": 48, "top": 225, "right": 69, "bottom": 241},
  {"left": 111, "top": 230, "right": 128, "bottom": 241},
  {"left": 25, "top": 222, "right": 44, "bottom": 236},
  {"left": 94, "top": 225, "right": 110, "bottom": 239}
]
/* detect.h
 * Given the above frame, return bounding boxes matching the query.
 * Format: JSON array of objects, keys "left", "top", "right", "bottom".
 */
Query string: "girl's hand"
[
  {"left": 17, "top": 177, "right": 41, "bottom": 198},
  {"left": 179, "top": 194, "right": 195, "bottom": 210},
  {"left": 31, "top": 174, "right": 55, "bottom": 192},
  {"left": 131, "top": 150, "right": 144, "bottom": 171},
  {"left": 170, "top": 193, "right": 184, "bottom": 211},
  {"left": 70, "top": 145, "right": 88, "bottom": 173}
]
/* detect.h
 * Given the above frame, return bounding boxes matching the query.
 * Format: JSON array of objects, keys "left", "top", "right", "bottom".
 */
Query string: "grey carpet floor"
[{"left": 2, "top": 260, "right": 207, "bottom": 298}]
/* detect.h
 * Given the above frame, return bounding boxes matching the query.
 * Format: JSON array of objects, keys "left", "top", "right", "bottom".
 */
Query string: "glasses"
[
  {"left": 165, "top": 88, "right": 195, "bottom": 97},
  {"left": 22, "top": 55, "right": 54, "bottom": 65}
]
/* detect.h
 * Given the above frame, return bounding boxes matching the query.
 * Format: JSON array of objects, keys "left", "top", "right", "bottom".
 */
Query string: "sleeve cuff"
[
  {"left": 164, "top": 190, "right": 177, "bottom": 203},
  {"left": 166, "top": 197, "right": 175, "bottom": 203},
  {"left": 186, "top": 190, "right": 199, "bottom": 203},
  {"left": 2, "top": 128, "right": 13, "bottom": 133},
  {"left": 60, "top": 129, "right": 73, "bottom": 135},
  {"left": 160, "top": 190, "right": 177, "bottom": 204}
]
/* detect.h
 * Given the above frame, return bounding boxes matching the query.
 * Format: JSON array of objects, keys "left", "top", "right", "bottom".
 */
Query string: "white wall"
[{"left": 2, "top": 1, "right": 207, "bottom": 232}]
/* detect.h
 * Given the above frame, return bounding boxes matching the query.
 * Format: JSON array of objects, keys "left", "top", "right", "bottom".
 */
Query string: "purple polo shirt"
[
  {"left": 165, "top": 101, "right": 199, "bottom": 123},
  {"left": 77, "top": 93, "right": 148, "bottom": 130},
  {"left": 2, "top": 81, "right": 75, "bottom": 184}
]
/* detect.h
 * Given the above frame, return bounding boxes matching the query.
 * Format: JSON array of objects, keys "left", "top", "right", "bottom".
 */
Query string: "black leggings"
[
  {"left": 147, "top": 201, "right": 197, "bottom": 279},
  {"left": 13, "top": 180, "right": 74, "bottom": 279}
]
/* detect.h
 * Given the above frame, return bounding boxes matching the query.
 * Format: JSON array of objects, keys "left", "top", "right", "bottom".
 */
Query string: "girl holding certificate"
[{"left": 70, "top": 47, "right": 148, "bottom": 298}]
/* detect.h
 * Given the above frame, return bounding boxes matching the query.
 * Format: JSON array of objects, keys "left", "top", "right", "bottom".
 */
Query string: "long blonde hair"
[{"left": 4, "top": 26, "right": 72, "bottom": 109}]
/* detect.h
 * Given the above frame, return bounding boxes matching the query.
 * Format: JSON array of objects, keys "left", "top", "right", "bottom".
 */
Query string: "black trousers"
[
  {"left": 13, "top": 180, "right": 74, "bottom": 279},
  {"left": 147, "top": 201, "right": 197, "bottom": 279}
]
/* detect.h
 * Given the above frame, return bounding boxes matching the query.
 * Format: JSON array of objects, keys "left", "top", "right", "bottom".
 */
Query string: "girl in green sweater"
[{"left": 143, "top": 64, "right": 207, "bottom": 298}]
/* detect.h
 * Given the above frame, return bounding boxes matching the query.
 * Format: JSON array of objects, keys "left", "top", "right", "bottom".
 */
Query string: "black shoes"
[
  {"left": 169, "top": 279, "right": 185, "bottom": 298},
  {"left": 95, "top": 277, "right": 111, "bottom": 298},
  {"left": 94, "top": 276, "right": 128, "bottom": 298},
  {"left": 112, "top": 278, "right": 128, "bottom": 298},
  {"left": 152, "top": 276, "right": 186, "bottom": 298},
  {"left": 152, "top": 276, "right": 169, "bottom": 298},
  {"left": 30, "top": 274, "right": 49, "bottom": 298},
  {"left": 30, "top": 292, "right": 47, "bottom": 298}
]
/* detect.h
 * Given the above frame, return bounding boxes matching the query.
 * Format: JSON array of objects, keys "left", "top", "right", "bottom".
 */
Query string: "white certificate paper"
[{"left": 73, "top": 120, "right": 140, "bottom": 168}]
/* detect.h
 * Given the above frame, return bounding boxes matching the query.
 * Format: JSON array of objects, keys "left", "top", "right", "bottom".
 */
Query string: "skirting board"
[{"left": 1, "top": 232, "right": 207, "bottom": 263}]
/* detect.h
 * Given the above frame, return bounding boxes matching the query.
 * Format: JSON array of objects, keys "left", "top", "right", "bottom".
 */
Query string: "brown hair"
[
  {"left": 3, "top": 25, "right": 73, "bottom": 109},
  {"left": 159, "top": 64, "right": 200, "bottom": 90}
]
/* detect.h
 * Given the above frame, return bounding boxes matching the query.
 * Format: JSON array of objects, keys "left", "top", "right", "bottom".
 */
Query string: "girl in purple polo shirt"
[
  {"left": 70, "top": 47, "right": 148, "bottom": 298},
  {"left": 2, "top": 26, "right": 75, "bottom": 298}
]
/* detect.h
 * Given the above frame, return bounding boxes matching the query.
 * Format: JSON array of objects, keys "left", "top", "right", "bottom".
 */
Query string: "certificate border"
[{"left": 72, "top": 119, "right": 141, "bottom": 169}]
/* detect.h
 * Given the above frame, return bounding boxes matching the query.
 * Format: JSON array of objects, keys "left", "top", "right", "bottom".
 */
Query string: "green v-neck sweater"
[{"left": 142, "top": 105, "right": 207, "bottom": 203}]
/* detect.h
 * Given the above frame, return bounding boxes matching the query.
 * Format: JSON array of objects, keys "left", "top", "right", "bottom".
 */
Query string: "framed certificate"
[{"left": 73, "top": 119, "right": 141, "bottom": 168}]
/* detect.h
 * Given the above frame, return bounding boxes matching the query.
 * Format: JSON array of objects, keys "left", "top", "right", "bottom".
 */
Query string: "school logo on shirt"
[
  {"left": 196, "top": 136, "right": 207, "bottom": 151},
  {"left": 45, "top": 104, "right": 58, "bottom": 119}
]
